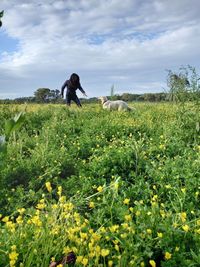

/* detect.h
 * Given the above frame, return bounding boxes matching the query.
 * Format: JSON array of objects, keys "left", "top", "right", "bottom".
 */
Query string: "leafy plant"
[
  {"left": 0, "top": 10, "right": 4, "bottom": 27},
  {"left": 0, "top": 111, "right": 25, "bottom": 161},
  {"left": 0, "top": 103, "right": 199, "bottom": 266}
]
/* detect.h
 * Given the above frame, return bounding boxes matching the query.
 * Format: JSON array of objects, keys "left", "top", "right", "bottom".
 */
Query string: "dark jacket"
[{"left": 61, "top": 80, "right": 85, "bottom": 97}]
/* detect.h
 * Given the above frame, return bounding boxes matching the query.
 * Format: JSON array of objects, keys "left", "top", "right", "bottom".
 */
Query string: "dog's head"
[{"left": 98, "top": 96, "right": 108, "bottom": 104}]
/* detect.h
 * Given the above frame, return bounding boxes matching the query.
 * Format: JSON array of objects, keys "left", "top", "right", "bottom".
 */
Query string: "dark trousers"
[{"left": 66, "top": 92, "right": 82, "bottom": 107}]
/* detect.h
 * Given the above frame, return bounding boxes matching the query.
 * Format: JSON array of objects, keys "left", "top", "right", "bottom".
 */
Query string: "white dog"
[{"left": 98, "top": 96, "right": 132, "bottom": 111}]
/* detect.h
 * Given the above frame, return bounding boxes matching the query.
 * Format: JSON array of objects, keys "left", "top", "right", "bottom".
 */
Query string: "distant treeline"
[
  {"left": 1, "top": 65, "right": 199, "bottom": 104},
  {"left": 0, "top": 90, "right": 168, "bottom": 104}
]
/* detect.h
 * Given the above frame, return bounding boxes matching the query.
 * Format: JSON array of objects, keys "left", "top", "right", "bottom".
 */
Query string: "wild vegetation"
[
  {"left": 0, "top": 10, "right": 3, "bottom": 27},
  {"left": 0, "top": 98, "right": 199, "bottom": 266}
]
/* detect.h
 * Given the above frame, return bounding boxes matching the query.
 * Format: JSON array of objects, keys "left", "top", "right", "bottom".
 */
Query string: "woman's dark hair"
[{"left": 69, "top": 73, "right": 80, "bottom": 87}]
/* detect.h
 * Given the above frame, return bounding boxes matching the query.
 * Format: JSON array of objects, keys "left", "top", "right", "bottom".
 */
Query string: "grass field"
[{"left": 0, "top": 102, "right": 200, "bottom": 267}]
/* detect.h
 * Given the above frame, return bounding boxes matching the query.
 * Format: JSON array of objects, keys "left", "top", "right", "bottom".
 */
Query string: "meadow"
[{"left": 0, "top": 102, "right": 199, "bottom": 267}]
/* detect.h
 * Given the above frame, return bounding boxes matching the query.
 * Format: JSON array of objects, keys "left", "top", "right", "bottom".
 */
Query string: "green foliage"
[
  {"left": 4, "top": 112, "right": 25, "bottom": 139},
  {"left": 0, "top": 112, "right": 25, "bottom": 166},
  {"left": 0, "top": 10, "right": 3, "bottom": 27},
  {"left": 167, "top": 65, "right": 200, "bottom": 104},
  {"left": 34, "top": 88, "right": 51, "bottom": 103},
  {"left": 0, "top": 103, "right": 199, "bottom": 266},
  {"left": 167, "top": 66, "right": 200, "bottom": 143},
  {"left": 34, "top": 88, "right": 62, "bottom": 103}
]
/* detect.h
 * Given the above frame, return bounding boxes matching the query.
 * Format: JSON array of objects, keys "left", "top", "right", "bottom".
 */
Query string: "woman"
[{"left": 61, "top": 73, "right": 87, "bottom": 107}]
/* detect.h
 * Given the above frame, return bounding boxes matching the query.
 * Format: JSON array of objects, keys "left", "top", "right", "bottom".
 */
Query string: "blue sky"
[
  {"left": 0, "top": 0, "right": 200, "bottom": 99},
  {"left": 0, "top": 32, "right": 19, "bottom": 53}
]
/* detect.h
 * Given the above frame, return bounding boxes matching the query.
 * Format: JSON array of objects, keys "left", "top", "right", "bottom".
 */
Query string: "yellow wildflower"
[
  {"left": 89, "top": 201, "right": 95, "bottom": 208},
  {"left": 2, "top": 216, "right": 9, "bottom": 222},
  {"left": 149, "top": 260, "right": 156, "bottom": 267},
  {"left": 80, "top": 232, "right": 88, "bottom": 240},
  {"left": 129, "top": 207, "right": 134, "bottom": 212},
  {"left": 82, "top": 258, "right": 88, "bottom": 266},
  {"left": 109, "top": 224, "right": 119, "bottom": 233},
  {"left": 45, "top": 182, "right": 52, "bottom": 192},
  {"left": 6, "top": 221, "right": 16, "bottom": 232},
  {"left": 115, "top": 244, "right": 119, "bottom": 251},
  {"left": 164, "top": 252, "right": 172, "bottom": 260},
  {"left": 182, "top": 224, "right": 190, "bottom": 232},
  {"left": 147, "top": 229, "right": 152, "bottom": 234},
  {"left": 195, "top": 229, "right": 200, "bottom": 234},
  {"left": 123, "top": 198, "right": 130, "bottom": 205},
  {"left": 157, "top": 232, "right": 163, "bottom": 238},
  {"left": 16, "top": 215, "right": 23, "bottom": 225},
  {"left": 91, "top": 233, "right": 101, "bottom": 242},
  {"left": 124, "top": 214, "right": 132, "bottom": 221},
  {"left": 160, "top": 210, "right": 165, "bottom": 218},
  {"left": 180, "top": 212, "right": 187, "bottom": 223},
  {"left": 59, "top": 196, "right": 66, "bottom": 203},
  {"left": 36, "top": 203, "right": 46, "bottom": 210},
  {"left": 101, "top": 249, "right": 110, "bottom": 257},
  {"left": 17, "top": 208, "right": 25, "bottom": 214},
  {"left": 181, "top": 188, "right": 186, "bottom": 193},
  {"left": 108, "top": 260, "right": 113, "bottom": 266},
  {"left": 76, "top": 256, "right": 83, "bottom": 263},
  {"left": 99, "top": 227, "right": 106, "bottom": 233},
  {"left": 152, "top": 195, "right": 158, "bottom": 201},
  {"left": 31, "top": 215, "right": 42, "bottom": 227},
  {"left": 94, "top": 245, "right": 101, "bottom": 255},
  {"left": 97, "top": 186, "right": 103, "bottom": 192},
  {"left": 9, "top": 251, "right": 19, "bottom": 266}
]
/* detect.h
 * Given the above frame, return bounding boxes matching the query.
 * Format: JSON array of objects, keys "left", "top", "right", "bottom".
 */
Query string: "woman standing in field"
[{"left": 61, "top": 73, "right": 87, "bottom": 107}]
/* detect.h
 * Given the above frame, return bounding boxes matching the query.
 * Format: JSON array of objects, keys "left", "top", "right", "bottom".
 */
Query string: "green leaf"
[
  {"left": 4, "top": 112, "right": 25, "bottom": 139},
  {"left": 0, "top": 10, "right": 4, "bottom": 18},
  {"left": 12, "top": 112, "right": 25, "bottom": 132},
  {"left": 5, "top": 119, "right": 15, "bottom": 138}
]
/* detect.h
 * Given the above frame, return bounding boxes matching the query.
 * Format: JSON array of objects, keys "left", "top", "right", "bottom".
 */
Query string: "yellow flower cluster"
[
  {"left": 9, "top": 245, "right": 19, "bottom": 267},
  {"left": 45, "top": 181, "right": 52, "bottom": 192}
]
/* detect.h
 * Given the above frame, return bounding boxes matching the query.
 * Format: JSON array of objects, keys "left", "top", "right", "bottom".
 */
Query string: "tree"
[
  {"left": 34, "top": 88, "right": 51, "bottom": 103},
  {"left": 0, "top": 11, "right": 4, "bottom": 27},
  {"left": 167, "top": 68, "right": 190, "bottom": 102},
  {"left": 49, "top": 89, "right": 61, "bottom": 102}
]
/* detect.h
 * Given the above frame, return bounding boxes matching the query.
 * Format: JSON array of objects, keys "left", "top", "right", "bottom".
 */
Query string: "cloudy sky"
[{"left": 0, "top": 0, "right": 200, "bottom": 99}]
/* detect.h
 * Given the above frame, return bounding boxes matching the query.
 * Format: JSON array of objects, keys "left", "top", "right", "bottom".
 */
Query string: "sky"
[{"left": 0, "top": 0, "right": 200, "bottom": 99}]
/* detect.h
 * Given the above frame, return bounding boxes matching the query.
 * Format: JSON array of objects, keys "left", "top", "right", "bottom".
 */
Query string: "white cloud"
[{"left": 0, "top": 0, "right": 200, "bottom": 98}]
